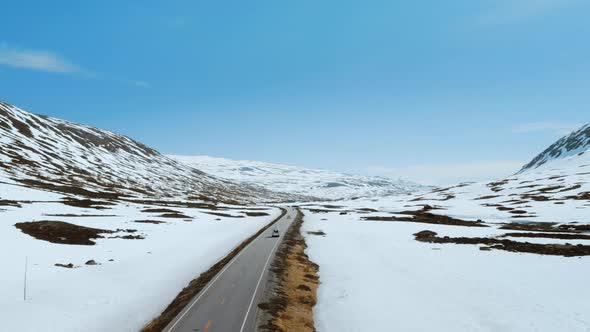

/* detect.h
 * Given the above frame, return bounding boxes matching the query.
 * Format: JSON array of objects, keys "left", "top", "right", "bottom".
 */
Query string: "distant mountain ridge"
[
  {"left": 521, "top": 123, "right": 590, "bottom": 172},
  {"left": 170, "top": 155, "right": 431, "bottom": 200},
  {"left": 0, "top": 101, "right": 298, "bottom": 203}
]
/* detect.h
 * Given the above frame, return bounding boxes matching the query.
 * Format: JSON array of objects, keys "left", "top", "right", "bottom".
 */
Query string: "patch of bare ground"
[
  {"left": 62, "top": 197, "right": 115, "bottom": 209},
  {"left": 500, "top": 232, "right": 590, "bottom": 240},
  {"left": 109, "top": 234, "right": 145, "bottom": 240},
  {"left": 414, "top": 230, "right": 590, "bottom": 257},
  {"left": 14, "top": 221, "right": 113, "bottom": 245},
  {"left": 498, "top": 222, "right": 589, "bottom": 233},
  {"left": 203, "top": 211, "right": 244, "bottom": 218},
  {"left": 258, "top": 209, "right": 319, "bottom": 332},
  {"left": 559, "top": 184, "right": 582, "bottom": 192},
  {"left": 363, "top": 206, "right": 487, "bottom": 227},
  {"left": 135, "top": 219, "right": 166, "bottom": 224},
  {"left": 158, "top": 213, "right": 192, "bottom": 219},
  {"left": 473, "top": 195, "right": 500, "bottom": 200},
  {"left": 306, "top": 208, "right": 333, "bottom": 213},
  {"left": 243, "top": 211, "right": 270, "bottom": 217},
  {"left": 356, "top": 208, "right": 379, "bottom": 213},
  {"left": 564, "top": 191, "right": 590, "bottom": 201},
  {"left": 320, "top": 205, "right": 344, "bottom": 209},
  {"left": 0, "top": 199, "right": 21, "bottom": 207},
  {"left": 140, "top": 208, "right": 287, "bottom": 332},
  {"left": 141, "top": 208, "right": 180, "bottom": 213},
  {"left": 16, "top": 178, "right": 123, "bottom": 200},
  {"left": 44, "top": 214, "right": 117, "bottom": 217},
  {"left": 557, "top": 224, "right": 590, "bottom": 232}
]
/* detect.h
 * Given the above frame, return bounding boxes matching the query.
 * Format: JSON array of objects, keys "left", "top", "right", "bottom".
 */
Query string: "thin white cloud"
[
  {"left": 130, "top": 80, "right": 150, "bottom": 87},
  {"left": 0, "top": 43, "right": 148, "bottom": 87},
  {"left": 512, "top": 121, "right": 583, "bottom": 135},
  {"left": 367, "top": 160, "right": 524, "bottom": 186},
  {"left": 477, "top": 0, "right": 581, "bottom": 25},
  {"left": 0, "top": 44, "right": 78, "bottom": 73}
]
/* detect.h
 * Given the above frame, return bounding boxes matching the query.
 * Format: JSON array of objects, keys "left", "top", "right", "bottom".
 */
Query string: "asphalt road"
[{"left": 163, "top": 207, "right": 296, "bottom": 332}]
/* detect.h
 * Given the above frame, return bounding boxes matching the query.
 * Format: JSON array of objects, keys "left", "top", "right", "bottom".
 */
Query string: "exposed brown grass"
[
  {"left": 258, "top": 210, "right": 319, "bottom": 332},
  {"left": 141, "top": 208, "right": 287, "bottom": 332},
  {"left": 363, "top": 206, "right": 488, "bottom": 228},
  {"left": 14, "top": 221, "right": 113, "bottom": 245},
  {"left": 414, "top": 230, "right": 590, "bottom": 257}
]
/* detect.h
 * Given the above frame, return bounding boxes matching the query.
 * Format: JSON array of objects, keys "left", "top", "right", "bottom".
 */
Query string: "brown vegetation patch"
[
  {"left": 140, "top": 208, "right": 287, "bottom": 332},
  {"left": 62, "top": 197, "right": 115, "bottom": 209},
  {"left": 15, "top": 221, "right": 113, "bottom": 245},
  {"left": 0, "top": 199, "right": 21, "bottom": 207},
  {"left": 557, "top": 224, "right": 590, "bottom": 232},
  {"left": 141, "top": 208, "right": 181, "bottom": 213},
  {"left": 564, "top": 192, "right": 590, "bottom": 201},
  {"left": 306, "top": 208, "right": 333, "bottom": 213},
  {"left": 18, "top": 178, "right": 122, "bottom": 200},
  {"left": 158, "top": 213, "right": 192, "bottom": 219},
  {"left": 203, "top": 211, "right": 244, "bottom": 218},
  {"left": 414, "top": 230, "right": 590, "bottom": 257},
  {"left": 258, "top": 210, "right": 319, "bottom": 332},
  {"left": 363, "top": 207, "right": 487, "bottom": 227},
  {"left": 356, "top": 208, "right": 379, "bottom": 213},
  {"left": 44, "top": 214, "right": 117, "bottom": 217},
  {"left": 321, "top": 205, "right": 344, "bottom": 209},
  {"left": 110, "top": 234, "right": 145, "bottom": 240},
  {"left": 135, "top": 220, "right": 166, "bottom": 224},
  {"left": 473, "top": 195, "right": 500, "bottom": 200},
  {"left": 559, "top": 184, "right": 582, "bottom": 192},
  {"left": 520, "top": 194, "right": 552, "bottom": 202},
  {"left": 500, "top": 232, "right": 590, "bottom": 240},
  {"left": 500, "top": 222, "right": 568, "bottom": 233},
  {"left": 243, "top": 211, "right": 270, "bottom": 217}
]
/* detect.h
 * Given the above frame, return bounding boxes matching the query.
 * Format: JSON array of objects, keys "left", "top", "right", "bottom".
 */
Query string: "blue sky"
[{"left": 1, "top": 0, "right": 589, "bottom": 184}]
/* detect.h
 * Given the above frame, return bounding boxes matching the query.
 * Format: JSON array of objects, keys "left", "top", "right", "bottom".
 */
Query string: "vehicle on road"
[{"left": 271, "top": 227, "right": 280, "bottom": 237}]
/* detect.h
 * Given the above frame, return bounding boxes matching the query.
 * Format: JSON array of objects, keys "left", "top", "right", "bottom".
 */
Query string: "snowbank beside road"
[
  {"left": 0, "top": 182, "right": 280, "bottom": 332},
  {"left": 302, "top": 211, "right": 590, "bottom": 332}
]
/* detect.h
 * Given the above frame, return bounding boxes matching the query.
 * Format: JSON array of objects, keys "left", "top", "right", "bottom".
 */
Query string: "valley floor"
[
  {"left": 301, "top": 207, "right": 590, "bottom": 332},
  {"left": 0, "top": 181, "right": 280, "bottom": 332}
]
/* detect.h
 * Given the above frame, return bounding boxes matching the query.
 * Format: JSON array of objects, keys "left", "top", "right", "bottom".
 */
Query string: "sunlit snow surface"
[
  {"left": 300, "top": 152, "right": 590, "bottom": 332},
  {"left": 0, "top": 179, "right": 280, "bottom": 332},
  {"left": 170, "top": 155, "right": 431, "bottom": 200}
]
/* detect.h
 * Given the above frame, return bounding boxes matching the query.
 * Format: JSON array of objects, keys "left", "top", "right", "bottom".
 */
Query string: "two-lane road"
[{"left": 163, "top": 207, "right": 296, "bottom": 332}]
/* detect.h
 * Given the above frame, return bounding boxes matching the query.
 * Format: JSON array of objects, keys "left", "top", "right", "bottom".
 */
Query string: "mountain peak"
[
  {"left": 0, "top": 101, "right": 297, "bottom": 203},
  {"left": 520, "top": 123, "right": 590, "bottom": 172}
]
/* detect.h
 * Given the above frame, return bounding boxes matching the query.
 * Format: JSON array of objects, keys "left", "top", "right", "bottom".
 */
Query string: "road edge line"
[{"left": 141, "top": 207, "right": 288, "bottom": 332}]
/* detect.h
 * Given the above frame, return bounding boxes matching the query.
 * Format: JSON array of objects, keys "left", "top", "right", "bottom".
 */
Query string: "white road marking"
[
  {"left": 164, "top": 210, "right": 289, "bottom": 332},
  {"left": 238, "top": 214, "right": 287, "bottom": 332}
]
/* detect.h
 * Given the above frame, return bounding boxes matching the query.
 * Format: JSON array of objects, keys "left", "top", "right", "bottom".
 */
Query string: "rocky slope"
[
  {"left": 520, "top": 123, "right": 590, "bottom": 171},
  {"left": 0, "top": 101, "right": 297, "bottom": 203}
]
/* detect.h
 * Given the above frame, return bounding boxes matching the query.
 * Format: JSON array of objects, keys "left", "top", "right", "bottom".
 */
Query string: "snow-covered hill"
[
  {"left": 393, "top": 124, "right": 590, "bottom": 224},
  {"left": 520, "top": 123, "right": 590, "bottom": 171},
  {"left": 0, "top": 101, "right": 297, "bottom": 203},
  {"left": 169, "top": 155, "right": 430, "bottom": 200},
  {"left": 296, "top": 125, "right": 590, "bottom": 332}
]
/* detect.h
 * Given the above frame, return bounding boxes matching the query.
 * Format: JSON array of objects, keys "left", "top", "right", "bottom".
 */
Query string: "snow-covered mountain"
[
  {"left": 0, "top": 101, "right": 296, "bottom": 203},
  {"left": 520, "top": 123, "right": 590, "bottom": 171},
  {"left": 394, "top": 123, "right": 590, "bottom": 224},
  {"left": 169, "top": 155, "right": 430, "bottom": 200}
]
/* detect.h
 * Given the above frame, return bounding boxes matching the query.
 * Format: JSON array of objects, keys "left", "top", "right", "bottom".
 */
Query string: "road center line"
[
  {"left": 165, "top": 210, "right": 288, "bottom": 331},
  {"left": 238, "top": 215, "right": 287, "bottom": 332}
]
